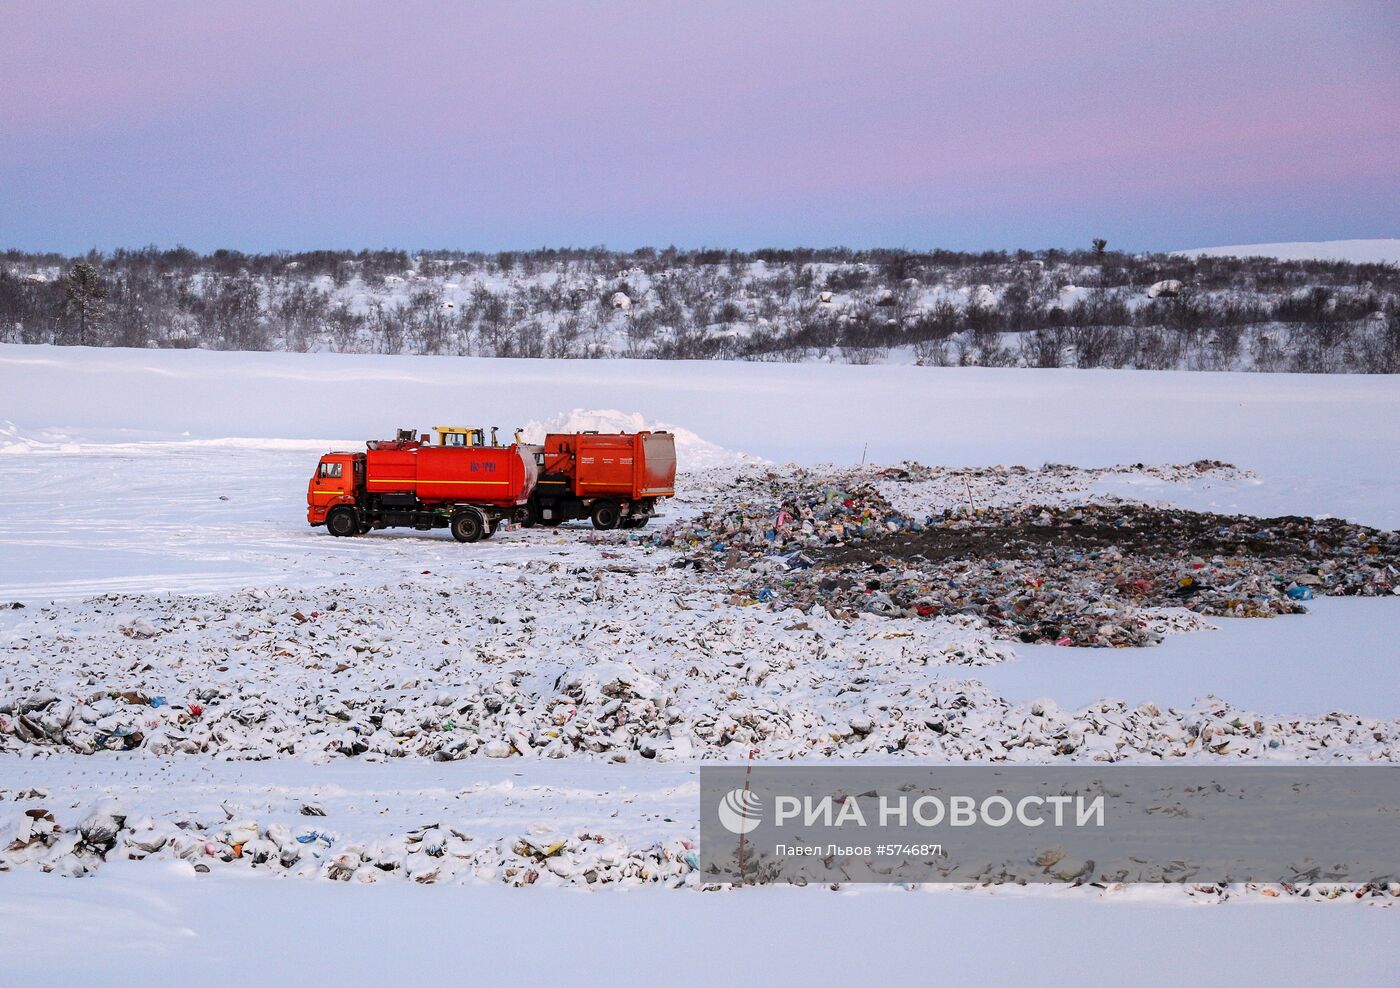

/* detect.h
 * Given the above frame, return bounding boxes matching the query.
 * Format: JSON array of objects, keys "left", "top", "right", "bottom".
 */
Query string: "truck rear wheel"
[
  {"left": 450, "top": 510, "right": 485, "bottom": 543},
  {"left": 482, "top": 519, "right": 500, "bottom": 539},
  {"left": 590, "top": 500, "right": 620, "bottom": 530},
  {"left": 514, "top": 504, "right": 537, "bottom": 528},
  {"left": 623, "top": 515, "right": 650, "bottom": 529},
  {"left": 327, "top": 507, "right": 358, "bottom": 537}
]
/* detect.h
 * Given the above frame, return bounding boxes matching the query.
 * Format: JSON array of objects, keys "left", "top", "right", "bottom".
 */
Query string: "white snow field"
[
  {"left": 5, "top": 343, "right": 1400, "bottom": 525},
  {"left": 4, "top": 867, "right": 1396, "bottom": 985},
  {"left": 2, "top": 343, "right": 1398, "bottom": 981},
  {"left": 1175, "top": 239, "right": 1400, "bottom": 264}
]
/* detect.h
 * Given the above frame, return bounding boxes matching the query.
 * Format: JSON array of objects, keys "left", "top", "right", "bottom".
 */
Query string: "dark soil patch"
[{"left": 817, "top": 506, "right": 1380, "bottom": 568}]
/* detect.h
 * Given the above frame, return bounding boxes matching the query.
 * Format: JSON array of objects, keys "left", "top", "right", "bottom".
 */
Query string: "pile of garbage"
[
  {"left": 5, "top": 795, "right": 1397, "bottom": 901},
  {"left": 665, "top": 471, "right": 1399, "bottom": 647},
  {"left": 874, "top": 457, "right": 1252, "bottom": 490},
  {"left": 871, "top": 459, "right": 1255, "bottom": 517},
  {"left": 0, "top": 801, "right": 700, "bottom": 888},
  {"left": 4, "top": 588, "right": 1398, "bottom": 763},
  {"left": 656, "top": 467, "right": 904, "bottom": 572},
  {"left": 0, "top": 570, "right": 1017, "bottom": 762}
]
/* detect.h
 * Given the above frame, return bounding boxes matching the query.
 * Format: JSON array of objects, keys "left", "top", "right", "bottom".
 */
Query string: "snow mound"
[
  {"left": 0, "top": 421, "right": 49, "bottom": 454},
  {"left": 519, "top": 408, "right": 760, "bottom": 469},
  {"left": 1174, "top": 239, "right": 1400, "bottom": 264}
]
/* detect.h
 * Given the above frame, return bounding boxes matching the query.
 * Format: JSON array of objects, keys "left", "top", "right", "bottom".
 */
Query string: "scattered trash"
[
  {"left": 0, "top": 461, "right": 1395, "bottom": 771},
  {"left": 0, "top": 805, "right": 703, "bottom": 888},
  {"left": 664, "top": 466, "right": 1397, "bottom": 647},
  {"left": 0, "top": 459, "right": 1395, "bottom": 906},
  {"left": 116, "top": 615, "right": 159, "bottom": 639}
]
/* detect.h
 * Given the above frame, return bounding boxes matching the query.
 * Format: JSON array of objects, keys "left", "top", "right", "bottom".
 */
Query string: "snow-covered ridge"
[
  {"left": 7, "top": 244, "right": 1399, "bottom": 371},
  {"left": 1175, "top": 239, "right": 1400, "bottom": 264}
]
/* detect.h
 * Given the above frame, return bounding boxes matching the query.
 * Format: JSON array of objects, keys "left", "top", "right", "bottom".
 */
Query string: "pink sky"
[{"left": 2, "top": 1, "right": 1396, "bottom": 251}]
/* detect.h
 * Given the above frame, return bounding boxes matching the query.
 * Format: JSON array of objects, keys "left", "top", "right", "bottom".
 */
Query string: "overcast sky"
[{"left": 2, "top": 0, "right": 1397, "bottom": 253}]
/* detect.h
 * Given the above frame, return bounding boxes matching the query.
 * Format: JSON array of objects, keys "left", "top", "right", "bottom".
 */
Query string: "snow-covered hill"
[
  {"left": 6, "top": 246, "right": 1399, "bottom": 371},
  {"left": 1175, "top": 239, "right": 1400, "bottom": 264}
]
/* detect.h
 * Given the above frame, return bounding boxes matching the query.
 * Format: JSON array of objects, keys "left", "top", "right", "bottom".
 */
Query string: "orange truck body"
[
  {"left": 363, "top": 443, "right": 536, "bottom": 505},
  {"left": 307, "top": 434, "right": 537, "bottom": 542},
  {"left": 543, "top": 432, "right": 677, "bottom": 500},
  {"left": 529, "top": 431, "right": 676, "bottom": 529}
]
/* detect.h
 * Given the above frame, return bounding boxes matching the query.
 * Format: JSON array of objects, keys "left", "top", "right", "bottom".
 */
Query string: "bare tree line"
[{"left": 2, "top": 245, "right": 1397, "bottom": 372}]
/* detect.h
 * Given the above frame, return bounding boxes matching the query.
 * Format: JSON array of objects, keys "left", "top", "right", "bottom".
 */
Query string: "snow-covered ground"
[
  {"left": 1176, "top": 239, "right": 1400, "bottom": 264},
  {"left": 5, "top": 866, "right": 1395, "bottom": 985},
  {"left": 1, "top": 344, "right": 1397, "bottom": 979},
  {"left": 6, "top": 344, "right": 1400, "bottom": 525},
  {"left": 974, "top": 596, "right": 1400, "bottom": 717}
]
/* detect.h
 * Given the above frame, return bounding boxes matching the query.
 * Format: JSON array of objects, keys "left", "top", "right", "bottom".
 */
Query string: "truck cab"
[
  {"left": 306, "top": 452, "right": 362, "bottom": 528},
  {"left": 434, "top": 426, "right": 486, "bottom": 447}
]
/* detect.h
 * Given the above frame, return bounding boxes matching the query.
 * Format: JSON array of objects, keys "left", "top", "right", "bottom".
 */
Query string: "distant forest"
[{"left": 3, "top": 245, "right": 1398, "bottom": 372}]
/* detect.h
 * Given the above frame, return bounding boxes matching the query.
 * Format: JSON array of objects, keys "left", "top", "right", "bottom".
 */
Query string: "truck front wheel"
[
  {"left": 451, "top": 510, "right": 486, "bottom": 543},
  {"left": 327, "top": 507, "right": 359, "bottom": 537},
  {"left": 590, "top": 500, "right": 620, "bottom": 530}
]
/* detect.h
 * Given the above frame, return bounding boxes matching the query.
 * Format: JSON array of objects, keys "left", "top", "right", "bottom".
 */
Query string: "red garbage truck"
[
  {"left": 523, "top": 431, "right": 676, "bottom": 529},
  {"left": 307, "top": 427, "right": 538, "bottom": 542}
]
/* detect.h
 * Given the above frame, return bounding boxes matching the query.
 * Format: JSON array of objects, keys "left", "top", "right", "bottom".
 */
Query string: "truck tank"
[{"left": 366, "top": 443, "right": 537, "bottom": 507}]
